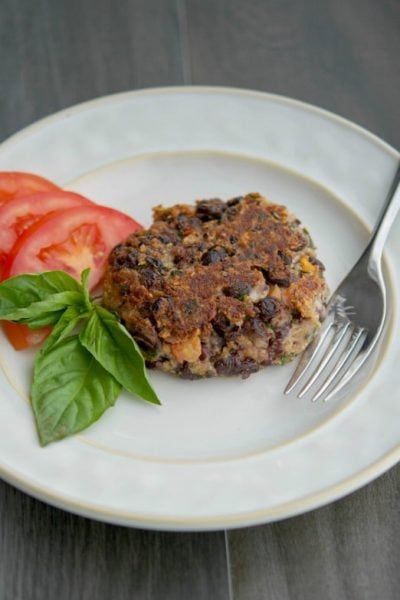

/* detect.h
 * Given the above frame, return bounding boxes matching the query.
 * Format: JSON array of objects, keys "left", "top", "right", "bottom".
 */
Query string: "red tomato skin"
[
  {"left": 0, "top": 190, "right": 93, "bottom": 268},
  {"left": 0, "top": 172, "right": 59, "bottom": 206},
  {"left": 2, "top": 204, "right": 142, "bottom": 289}
]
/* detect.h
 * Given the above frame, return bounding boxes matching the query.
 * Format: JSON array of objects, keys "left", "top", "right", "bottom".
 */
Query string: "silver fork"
[{"left": 285, "top": 162, "right": 400, "bottom": 402}]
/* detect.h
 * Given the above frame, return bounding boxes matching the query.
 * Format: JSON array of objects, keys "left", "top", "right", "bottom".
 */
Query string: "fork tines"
[{"left": 284, "top": 316, "right": 368, "bottom": 402}]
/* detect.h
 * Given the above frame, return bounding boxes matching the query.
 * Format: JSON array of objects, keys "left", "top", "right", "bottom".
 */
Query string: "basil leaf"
[
  {"left": 0, "top": 291, "right": 84, "bottom": 327},
  {"left": 81, "top": 268, "right": 92, "bottom": 310},
  {"left": 32, "top": 335, "right": 121, "bottom": 446},
  {"left": 0, "top": 271, "right": 82, "bottom": 318},
  {"left": 39, "top": 305, "right": 89, "bottom": 353},
  {"left": 80, "top": 305, "right": 161, "bottom": 405}
]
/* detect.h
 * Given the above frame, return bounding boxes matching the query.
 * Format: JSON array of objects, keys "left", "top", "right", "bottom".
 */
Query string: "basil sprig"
[{"left": 0, "top": 269, "right": 161, "bottom": 445}]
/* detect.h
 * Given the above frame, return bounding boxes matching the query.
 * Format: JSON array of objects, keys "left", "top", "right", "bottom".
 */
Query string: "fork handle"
[{"left": 364, "top": 162, "right": 400, "bottom": 278}]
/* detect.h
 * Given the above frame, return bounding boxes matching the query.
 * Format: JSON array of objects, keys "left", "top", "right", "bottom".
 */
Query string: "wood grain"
[
  {"left": 229, "top": 465, "right": 400, "bottom": 600},
  {"left": 0, "top": 480, "right": 230, "bottom": 600},
  {"left": 0, "top": 2, "right": 230, "bottom": 599},
  {"left": 0, "top": 0, "right": 186, "bottom": 141},
  {"left": 1, "top": 0, "right": 400, "bottom": 599},
  {"left": 185, "top": 0, "right": 400, "bottom": 148}
]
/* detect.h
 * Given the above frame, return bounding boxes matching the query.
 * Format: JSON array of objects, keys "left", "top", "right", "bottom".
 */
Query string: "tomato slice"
[
  {"left": 0, "top": 190, "right": 93, "bottom": 274},
  {"left": 2, "top": 322, "right": 51, "bottom": 350},
  {"left": 2, "top": 204, "right": 141, "bottom": 350},
  {"left": 3, "top": 204, "right": 142, "bottom": 289},
  {"left": 0, "top": 172, "right": 59, "bottom": 206}
]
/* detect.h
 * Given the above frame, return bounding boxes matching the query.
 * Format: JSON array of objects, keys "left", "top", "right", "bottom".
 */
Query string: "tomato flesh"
[
  {"left": 0, "top": 172, "right": 59, "bottom": 206},
  {"left": 37, "top": 222, "right": 107, "bottom": 277},
  {"left": 0, "top": 190, "right": 92, "bottom": 272},
  {"left": 3, "top": 204, "right": 142, "bottom": 288}
]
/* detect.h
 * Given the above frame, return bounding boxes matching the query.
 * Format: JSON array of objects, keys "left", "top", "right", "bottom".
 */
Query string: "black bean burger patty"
[{"left": 103, "top": 193, "right": 329, "bottom": 379}]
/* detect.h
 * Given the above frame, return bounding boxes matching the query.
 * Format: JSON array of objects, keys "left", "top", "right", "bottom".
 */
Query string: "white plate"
[{"left": 0, "top": 87, "right": 399, "bottom": 531}]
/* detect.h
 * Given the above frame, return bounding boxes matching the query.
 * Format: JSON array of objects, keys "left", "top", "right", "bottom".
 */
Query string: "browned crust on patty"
[{"left": 103, "top": 193, "right": 329, "bottom": 378}]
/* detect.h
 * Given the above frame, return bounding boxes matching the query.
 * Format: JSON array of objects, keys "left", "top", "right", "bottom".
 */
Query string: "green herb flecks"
[
  {"left": 302, "top": 227, "right": 316, "bottom": 250},
  {"left": 0, "top": 269, "right": 161, "bottom": 445},
  {"left": 278, "top": 352, "right": 296, "bottom": 365}
]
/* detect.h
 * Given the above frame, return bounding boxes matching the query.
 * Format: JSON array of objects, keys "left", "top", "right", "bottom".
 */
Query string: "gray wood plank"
[
  {"left": 184, "top": 1, "right": 400, "bottom": 598},
  {"left": 0, "top": 2, "right": 230, "bottom": 600},
  {"left": 185, "top": 0, "right": 400, "bottom": 149},
  {"left": 0, "top": 480, "right": 230, "bottom": 600},
  {"left": 229, "top": 465, "right": 400, "bottom": 600},
  {"left": 1, "top": 0, "right": 186, "bottom": 141}
]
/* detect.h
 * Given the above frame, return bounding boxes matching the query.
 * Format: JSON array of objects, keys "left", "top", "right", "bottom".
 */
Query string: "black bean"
[
  {"left": 223, "top": 205, "right": 240, "bottom": 221},
  {"left": 205, "top": 331, "right": 224, "bottom": 357},
  {"left": 152, "top": 296, "right": 173, "bottom": 313},
  {"left": 111, "top": 255, "right": 126, "bottom": 268},
  {"left": 176, "top": 214, "right": 202, "bottom": 233},
  {"left": 261, "top": 269, "right": 291, "bottom": 287},
  {"left": 277, "top": 250, "right": 291, "bottom": 265},
  {"left": 309, "top": 256, "right": 325, "bottom": 270},
  {"left": 275, "top": 322, "right": 291, "bottom": 340},
  {"left": 196, "top": 199, "right": 226, "bottom": 220},
  {"left": 177, "top": 362, "right": 202, "bottom": 380},
  {"left": 130, "top": 327, "right": 160, "bottom": 352},
  {"left": 139, "top": 268, "right": 163, "bottom": 288},
  {"left": 126, "top": 250, "right": 139, "bottom": 267},
  {"left": 157, "top": 234, "right": 173, "bottom": 244},
  {"left": 214, "top": 354, "right": 242, "bottom": 376},
  {"left": 212, "top": 313, "right": 234, "bottom": 334},
  {"left": 111, "top": 248, "right": 138, "bottom": 269},
  {"left": 201, "top": 246, "right": 228, "bottom": 265},
  {"left": 257, "top": 297, "right": 279, "bottom": 321},
  {"left": 227, "top": 196, "right": 243, "bottom": 207},
  {"left": 223, "top": 281, "right": 251, "bottom": 299},
  {"left": 242, "top": 317, "right": 266, "bottom": 337},
  {"left": 146, "top": 255, "right": 163, "bottom": 270},
  {"left": 214, "top": 355, "right": 259, "bottom": 378},
  {"left": 240, "top": 358, "right": 260, "bottom": 379},
  {"left": 152, "top": 298, "right": 164, "bottom": 312}
]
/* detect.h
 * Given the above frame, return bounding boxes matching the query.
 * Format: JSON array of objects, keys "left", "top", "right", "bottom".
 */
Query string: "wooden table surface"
[{"left": 1, "top": 1, "right": 399, "bottom": 598}]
